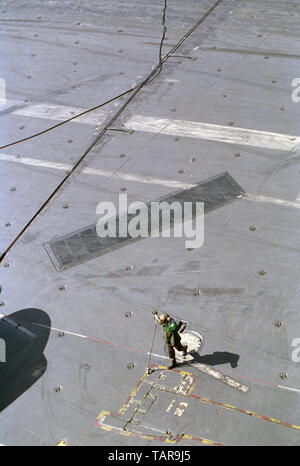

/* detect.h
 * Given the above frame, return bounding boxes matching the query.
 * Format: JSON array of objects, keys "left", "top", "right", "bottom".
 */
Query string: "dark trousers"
[{"left": 166, "top": 333, "right": 185, "bottom": 364}]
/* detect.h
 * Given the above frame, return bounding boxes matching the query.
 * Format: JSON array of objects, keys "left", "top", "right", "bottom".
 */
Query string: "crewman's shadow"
[{"left": 190, "top": 350, "right": 240, "bottom": 368}]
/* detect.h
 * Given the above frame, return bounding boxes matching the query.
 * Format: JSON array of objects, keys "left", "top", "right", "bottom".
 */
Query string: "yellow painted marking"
[
  {"left": 95, "top": 367, "right": 240, "bottom": 445},
  {"left": 269, "top": 418, "right": 281, "bottom": 424},
  {"left": 165, "top": 438, "right": 177, "bottom": 444},
  {"left": 97, "top": 410, "right": 110, "bottom": 420},
  {"left": 101, "top": 426, "right": 112, "bottom": 432},
  {"left": 119, "top": 405, "right": 127, "bottom": 414},
  {"left": 57, "top": 440, "right": 67, "bottom": 446},
  {"left": 186, "top": 384, "right": 195, "bottom": 395},
  {"left": 203, "top": 439, "right": 213, "bottom": 445},
  {"left": 120, "top": 431, "right": 131, "bottom": 437},
  {"left": 192, "top": 396, "right": 300, "bottom": 432},
  {"left": 182, "top": 434, "right": 226, "bottom": 446},
  {"left": 119, "top": 372, "right": 149, "bottom": 414}
]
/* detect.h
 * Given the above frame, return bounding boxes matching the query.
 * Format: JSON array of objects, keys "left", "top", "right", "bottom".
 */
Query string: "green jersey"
[{"left": 162, "top": 319, "right": 178, "bottom": 336}]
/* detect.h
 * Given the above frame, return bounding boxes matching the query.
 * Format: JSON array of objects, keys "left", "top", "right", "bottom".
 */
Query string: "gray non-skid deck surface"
[{"left": 1, "top": 0, "right": 300, "bottom": 446}]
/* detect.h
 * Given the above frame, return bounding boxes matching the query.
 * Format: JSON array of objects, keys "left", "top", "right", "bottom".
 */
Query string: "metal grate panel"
[{"left": 44, "top": 172, "right": 244, "bottom": 271}]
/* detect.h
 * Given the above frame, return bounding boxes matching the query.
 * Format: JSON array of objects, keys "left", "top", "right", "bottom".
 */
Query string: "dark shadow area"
[
  {"left": 0, "top": 308, "right": 51, "bottom": 412},
  {"left": 191, "top": 350, "right": 240, "bottom": 368}
]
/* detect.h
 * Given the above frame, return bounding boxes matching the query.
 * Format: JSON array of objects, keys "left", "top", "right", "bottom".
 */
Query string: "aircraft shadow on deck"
[{"left": 0, "top": 308, "right": 50, "bottom": 412}]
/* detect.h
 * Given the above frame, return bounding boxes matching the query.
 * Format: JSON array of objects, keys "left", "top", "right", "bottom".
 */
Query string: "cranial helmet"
[{"left": 159, "top": 313, "right": 168, "bottom": 324}]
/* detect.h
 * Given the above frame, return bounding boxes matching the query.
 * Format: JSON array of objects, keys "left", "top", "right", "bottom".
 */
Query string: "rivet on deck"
[
  {"left": 54, "top": 386, "right": 63, "bottom": 392},
  {"left": 275, "top": 321, "right": 284, "bottom": 328}
]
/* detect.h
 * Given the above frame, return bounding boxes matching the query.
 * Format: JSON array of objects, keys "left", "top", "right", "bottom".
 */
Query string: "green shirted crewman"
[{"left": 152, "top": 310, "right": 187, "bottom": 369}]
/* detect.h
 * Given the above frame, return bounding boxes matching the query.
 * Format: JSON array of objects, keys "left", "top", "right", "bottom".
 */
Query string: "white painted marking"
[
  {"left": 166, "top": 399, "right": 176, "bottom": 413},
  {"left": 147, "top": 352, "right": 169, "bottom": 360},
  {"left": 11, "top": 319, "right": 300, "bottom": 395},
  {"left": 277, "top": 385, "right": 300, "bottom": 394},
  {"left": 5, "top": 100, "right": 299, "bottom": 152},
  {"left": 0, "top": 98, "right": 23, "bottom": 112},
  {"left": 13, "top": 103, "right": 107, "bottom": 125},
  {"left": 2, "top": 152, "right": 300, "bottom": 210},
  {"left": 0, "top": 153, "right": 71, "bottom": 171},
  {"left": 126, "top": 115, "right": 299, "bottom": 151},
  {"left": 192, "top": 362, "right": 249, "bottom": 392},
  {"left": 2, "top": 152, "right": 300, "bottom": 211},
  {"left": 34, "top": 322, "right": 169, "bottom": 359},
  {"left": 245, "top": 193, "right": 300, "bottom": 209},
  {"left": 174, "top": 402, "right": 188, "bottom": 416},
  {"left": 0, "top": 153, "right": 193, "bottom": 189},
  {"left": 34, "top": 323, "right": 89, "bottom": 339},
  {"left": 95, "top": 170, "right": 192, "bottom": 189}
]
